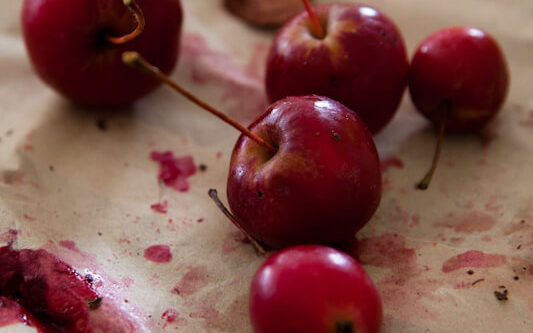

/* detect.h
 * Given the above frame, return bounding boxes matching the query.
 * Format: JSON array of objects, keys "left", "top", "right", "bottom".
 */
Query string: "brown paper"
[{"left": 0, "top": 0, "right": 532, "bottom": 332}]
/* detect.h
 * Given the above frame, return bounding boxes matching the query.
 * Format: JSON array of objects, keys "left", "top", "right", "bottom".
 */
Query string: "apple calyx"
[
  {"left": 335, "top": 320, "right": 355, "bottom": 333},
  {"left": 301, "top": 0, "right": 324, "bottom": 39},
  {"left": 122, "top": 51, "right": 276, "bottom": 153},
  {"left": 106, "top": 0, "right": 146, "bottom": 45},
  {"left": 208, "top": 189, "right": 267, "bottom": 256}
]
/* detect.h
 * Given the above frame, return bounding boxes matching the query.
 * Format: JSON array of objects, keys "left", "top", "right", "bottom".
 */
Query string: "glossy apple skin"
[
  {"left": 227, "top": 95, "right": 381, "bottom": 249},
  {"left": 409, "top": 27, "right": 509, "bottom": 132},
  {"left": 22, "top": 0, "right": 182, "bottom": 107},
  {"left": 250, "top": 245, "right": 382, "bottom": 333},
  {"left": 266, "top": 3, "right": 408, "bottom": 134}
]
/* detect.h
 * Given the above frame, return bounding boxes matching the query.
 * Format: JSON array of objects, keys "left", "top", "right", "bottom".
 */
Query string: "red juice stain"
[
  {"left": 161, "top": 309, "right": 187, "bottom": 328},
  {"left": 196, "top": 218, "right": 204, "bottom": 223},
  {"left": 0, "top": 246, "right": 100, "bottom": 332},
  {"left": 221, "top": 231, "right": 248, "bottom": 254},
  {"left": 246, "top": 42, "right": 269, "bottom": 79},
  {"left": 122, "top": 277, "right": 134, "bottom": 288},
  {"left": 181, "top": 33, "right": 267, "bottom": 123},
  {"left": 382, "top": 176, "right": 392, "bottom": 192},
  {"left": 23, "top": 214, "right": 36, "bottom": 221},
  {"left": 59, "top": 240, "right": 78, "bottom": 251},
  {"left": 380, "top": 156, "right": 404, "bottom": 172},
  {"left": 0, "top": 296, "right": 39, "bottom": 328},
  {"left": 161, "top": 309, "right": 177, "bottom": 322},
  {"left": 410, "top": 214, "right": 421, "bottom": 227},
  {"left": 434, "top": 211, "right": 497, "bottom": 234},
  {"left": 23, "top": 144, "right": 34, "bottom": 152},
  {"left": 216, "top": 152, "right": 222, "bottom": 159},
  {"left": 150, "top": 201, "right": 168, "bottom": 214},
  {"left": 172, "top": 266, "right": 208, "bottom": 297},
  {"left": 150, "top": 151, "right": 196, "bottom": 192},
  {"left": 353, "top": 233, "right": 442, "bottom": 321},
  {"left": 481, "top": 235, "right": 492, "bottom": 242},
  {"left": 355, "top": 233, "right": 416, "bottom": 271},
  {"left": 0, "top": 229, "right": 18, "bottom": 245},
  {"left": 442, "top": 250, "right": 507, "bottom": 273},
  {"left": 143, "top": 245, "right": 172, "bottom": 263},
  {"left": 450, "top": 237, "right": 465, "bottom": 244},
  {"left": 189, "top": 306, "right": 224, "bottom": 329}
]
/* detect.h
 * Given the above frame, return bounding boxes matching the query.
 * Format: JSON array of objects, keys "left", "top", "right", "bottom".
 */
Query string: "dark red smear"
[
  {"left": 354, "top": 232, "right": 416, "bottom": 270},
  {"left": 0, "top": 296, "right": 39, "bottom": 328},
  {"left": 161, "top": 308, "right": 187, "bottom": 328},
  {"left": 150, "top": 151, "right": 196, "bottom": 192},
  {"left": 150, "top": 201, "right": 168, "bottom": 214},
  {"left": 0, "top": 229, "right": 18, "bottom": 245},
  {"left": 442, "top": 250, "right": 506, "bottom": 272},
  {"left": 0, "top": 246, "right": 99, "bottom": 332},
  {"left": 58, "top": 240, "right": 78, "bottom": 251},
  {"left": 143, "top": 245, "right": 172, "bottom": 263},
  {"left": 380, "top": 156, "right": 404, "bottom": 172},
  {"left": 161, "top": 309, "right": 178, "bottom": 323}
]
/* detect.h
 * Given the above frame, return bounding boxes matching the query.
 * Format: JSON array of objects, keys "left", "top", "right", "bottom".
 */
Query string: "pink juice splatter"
[
  {"left": 442, "top": 250, "right": 507, "bottom": 272},
  {"left": 150, "top": 201, "right": 168, "bottom": 214},
  {"left": 380, "top": 156, "right": 404, "bottom": 172},
  {"left": 150, "top": 151, "right": 196, "bottom": 192},
  {"left": 144, "top": 245, "right": 172, "bottom": 263},
  {"left": 172, "top": 266, "right": 209, "bottom": 297}
]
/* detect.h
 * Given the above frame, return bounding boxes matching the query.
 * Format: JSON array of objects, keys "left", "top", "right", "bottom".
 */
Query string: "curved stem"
[
  {"left": 122, "top": 51, "right": 276, "bottom": 153},
  {"left": 301, "top": 0, "right": 324, "bottom": 39},
  {"left": 416, "top": 121, "right": 446, "bottom": 190},
  {"left": 106, "top": 0, "right": 145, "bottom": 45},
  {"left": 208, "top": 189, "right": 267, "bottom": 256}
]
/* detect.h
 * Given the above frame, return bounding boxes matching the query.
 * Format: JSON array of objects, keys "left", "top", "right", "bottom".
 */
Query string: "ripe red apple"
[
  {"left": 227, "top": 95, "right": 381, "bottom": 249},
  {"left": 266, "top": 3, "right": 409, "bottom": 134},
  {"left": 409, "top": 26, "right": 509, "bottom": 189},
  {"left": 409, "top": 27, "right": 509, "bottom": 132},
  {"left": 123, "top": 52, "right": 381, "bottom": 250},
  {"left": 250, "top": 245, "right": 382, "bottom": 333},
  {"left": 22, "top": 0, "right": 183, "bottom": 107}
]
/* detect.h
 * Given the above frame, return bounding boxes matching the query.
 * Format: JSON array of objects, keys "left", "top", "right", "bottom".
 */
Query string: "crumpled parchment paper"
[{"left": 0, "top": 0, "right": 532, "bottom": 332}]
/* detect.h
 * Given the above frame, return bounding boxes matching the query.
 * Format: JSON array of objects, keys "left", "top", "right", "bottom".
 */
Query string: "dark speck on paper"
[{"left": 96, "top": 119, "right": 107, "bottom": 131}]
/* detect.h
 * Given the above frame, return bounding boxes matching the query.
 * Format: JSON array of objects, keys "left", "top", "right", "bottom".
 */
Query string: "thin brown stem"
[
  {"left": 122, "top": 51, "right": 276, "bottom": 153},
  {"left": 208, "top": 189, "right": 267, "bottom": 256},
  {"left": 302, "top": 0, "right": 324, "bottom": 39},
  {"left": 416, "top": 121, "right": 446, "bottom": 190},
  {"left": 106, "top": 0, "right": 145, "bottom": 45}
]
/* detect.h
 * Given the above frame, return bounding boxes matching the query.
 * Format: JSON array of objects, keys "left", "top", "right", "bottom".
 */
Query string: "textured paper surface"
[{"left": 1, "top": 0, "right": 532, "bottom": 332}]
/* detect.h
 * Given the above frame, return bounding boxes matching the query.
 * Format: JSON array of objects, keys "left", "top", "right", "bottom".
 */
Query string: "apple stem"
[
  {"left": 208, "top": 189, "right": 267, "bottom": 256},
  {"left": 122, "top": 51, "right": 276, "bottom": 153},
  {"left": 106, "top": 0, "right": 145, "bottom": 45},
  {"left": 416, "top": 121, "right": 446, "bottom": 190},
  {"left": 301, "top": 0, "right": 324, "bottom": 39}
]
